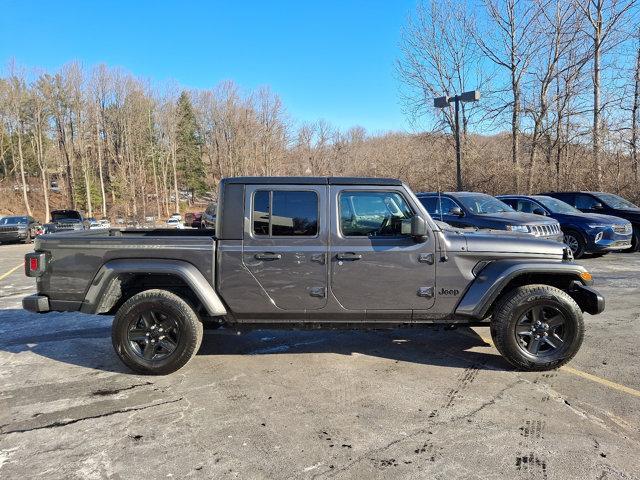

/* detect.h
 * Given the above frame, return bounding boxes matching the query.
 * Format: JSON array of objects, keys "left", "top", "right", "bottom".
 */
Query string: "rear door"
[
  {"left": 242, "top": 185, "right": 328, "bottom": 311},
  {"left": 330, "top": 186, "right": 436, "bottom": 312}
]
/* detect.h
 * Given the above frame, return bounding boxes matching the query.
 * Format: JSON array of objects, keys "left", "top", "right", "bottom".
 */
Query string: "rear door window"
[
  {"left": 575, "top": 194, "right": 600, "bottom": 210},
  {"left": 252, "top": 190, "right": 318, "bottom": 237}
]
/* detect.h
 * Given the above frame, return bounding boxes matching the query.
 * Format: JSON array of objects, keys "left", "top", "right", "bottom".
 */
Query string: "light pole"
[{"left": 434, "top": 90, "right": 480, "bottom": 191}]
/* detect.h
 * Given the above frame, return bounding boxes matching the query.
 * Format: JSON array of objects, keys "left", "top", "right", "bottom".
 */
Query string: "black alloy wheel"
[
  {"left": 127, "top": 310, "right": 180, "bottom": 361},
  {"left": 514, "top": 305, "right": 567, "bottom": 356}
]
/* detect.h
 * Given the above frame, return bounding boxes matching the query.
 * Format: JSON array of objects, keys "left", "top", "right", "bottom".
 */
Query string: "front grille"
[
  {"left": 55, "top": 223, "right": 80, "bottom": 229},
  {"left": 0, "top": 226, "right": 19, "bottom": 233},
  {"left": 530, "top": 223, "right": 560, "bottom": 237},
  {"left": 613, "top": 224, "right": 633, "bottom": 234}
]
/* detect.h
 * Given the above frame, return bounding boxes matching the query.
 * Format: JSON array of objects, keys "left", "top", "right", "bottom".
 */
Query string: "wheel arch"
[
  {"left": 455, "top": 260, "right": 592, "bottom": 320},
  {"left": 81, "top": 259, "right": 227, "bottom": 317}
]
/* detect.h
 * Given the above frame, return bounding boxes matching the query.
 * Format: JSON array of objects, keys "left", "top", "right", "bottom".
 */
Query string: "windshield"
[
  {"left": 51, "top": 211, "right": 82, "bottom": 222},
  {"left": 0, "top": 216, "right": 28, "bottom": 225},
  {"left": 595, "top": 193, "right": 639, "bottom": 210},
  {"left": 457, "top": 194, "right": 514, "bottom": 214},
  {"left": 533, "top": 196, "right": 580, "bottom": 214}
]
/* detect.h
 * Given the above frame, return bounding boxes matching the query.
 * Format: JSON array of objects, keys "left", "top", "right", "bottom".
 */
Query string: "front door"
[
  {"left": 242, "top": 185, "right": 328, "bottom": 311},
  {"left": 329, "top": 186, "right": 436, "bottom": 311}
]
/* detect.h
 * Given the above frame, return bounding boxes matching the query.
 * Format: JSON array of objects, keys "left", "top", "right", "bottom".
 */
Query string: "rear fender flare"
[{"left": 82, "top": 259, "right": 227, "bottom": 316}]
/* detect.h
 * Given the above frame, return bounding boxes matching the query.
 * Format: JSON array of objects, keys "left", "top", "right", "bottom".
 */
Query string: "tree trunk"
[
  {"left": 632, "top": 37, "right": 640, "bottom": 181},
  {"left": 96, "top": 116, "right": 107, "bottom": 217},
  {"left": 16, "top": 129, "right": 32, "bottom": 215}
]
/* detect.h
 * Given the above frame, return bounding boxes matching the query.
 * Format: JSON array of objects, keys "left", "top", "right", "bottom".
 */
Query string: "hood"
[
  {"left": 457, "top": 229, "right": 564, "bottom": 257},
  {"left": 558, "top": 212, "right": 630, "bottom": 225},
  {"left": 476, "top": 211, "right": 557, "bottom": 225}
]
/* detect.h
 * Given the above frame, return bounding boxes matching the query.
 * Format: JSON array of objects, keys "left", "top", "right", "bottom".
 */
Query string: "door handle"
[
  {"left": 255, "top": 252, "right": 282, "bottom": 260},
  {"left": 336, "top": 252, "right": 362, "bottom": 261}
]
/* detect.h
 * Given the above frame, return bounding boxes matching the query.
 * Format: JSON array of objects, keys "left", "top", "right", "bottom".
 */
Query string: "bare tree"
[{"left": 578, "top": 0, "right": 638, "bottom": 188}]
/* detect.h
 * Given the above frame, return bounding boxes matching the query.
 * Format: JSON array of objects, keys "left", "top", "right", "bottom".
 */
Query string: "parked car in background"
[
  {"left": 0, "top": 216, "right": 40, "bottom": 244},
  {"left": 165, "top": 217, "right": 184, "bottom": 229},
  {"left": 89, "top": 219, "right": 110, "bottom": 230},
  {"left": 169, "top": 213, "right": 182, "bottom": 222},
  {"left": 498, "top": 195, "right": 632, "bottom": 258},
  {"left": 184, "top": 212, "right": 202, "bottom": 228},
  {"left": 541, "top": 191, "right": 640, "bottom": 252},
  {"left": 201, "top": 202, "right": 217, "bottom": 230},
  {"left": 44, "top": 210, "right": 87, "bottom": 233},
  {"left": 417, "top": 192, "right": 563, "bottom": 242}
]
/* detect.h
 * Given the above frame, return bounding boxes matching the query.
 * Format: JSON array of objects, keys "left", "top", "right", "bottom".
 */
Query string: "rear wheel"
[
  {"left": 112, "top": 289, "right": 203, "bottom": 375},
  {"left": 563, "top": 229, "right": 586, "bottom": 259},
  {"left": 490, "top": 285, "right": 584, "bottom": 371}
]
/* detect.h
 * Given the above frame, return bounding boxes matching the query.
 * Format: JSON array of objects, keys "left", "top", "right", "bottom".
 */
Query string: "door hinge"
[
  {"left": 417, "top": 286, "right": 434, "bottom": 298},
  {"left": 309, "top": 287, "right": 326, "bottom": 298},
  {"left": 418, "top": 253, "right": 434, "bottom": 265}
]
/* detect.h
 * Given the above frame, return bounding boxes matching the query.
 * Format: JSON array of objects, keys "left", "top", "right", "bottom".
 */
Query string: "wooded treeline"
[{"left": 1, "top": 0, "right": 639, "bottom": 222}]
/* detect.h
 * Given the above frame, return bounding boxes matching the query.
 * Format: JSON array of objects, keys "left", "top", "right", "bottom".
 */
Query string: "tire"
[
  {"left": 588, "top": 252, "right": 608, "bottom": 258},
  {"left": 626, "top": 227, "right": 640, "bottom": 253},
  {"left": 490, "top": 285, "right": 584, "bottom": 371},
  {"left": 112, "top": 289, "right": 203, "bottom": 375},
  {"left": 22, "top": 230, "right": 32, "bottom": 244},
  {"left": 563, "top": 229, "right": 586, "bottom": 259}
]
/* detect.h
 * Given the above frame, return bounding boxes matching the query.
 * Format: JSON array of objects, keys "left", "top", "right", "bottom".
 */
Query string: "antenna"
[{"left": 437, "top": 191, "right": 444, "bottom": 222}]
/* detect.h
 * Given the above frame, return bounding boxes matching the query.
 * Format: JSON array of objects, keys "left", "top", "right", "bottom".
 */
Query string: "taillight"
[{"left": 25, "top": 252, "right": 46, "bottom": 277}]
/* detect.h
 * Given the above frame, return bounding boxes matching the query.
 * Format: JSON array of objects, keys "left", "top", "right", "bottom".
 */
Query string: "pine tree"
[{"left": 175, "top": 91, "right": 206, "bottom": 202}]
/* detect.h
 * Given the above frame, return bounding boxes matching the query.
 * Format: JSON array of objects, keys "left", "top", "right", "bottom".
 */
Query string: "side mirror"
[
  {"left": 449, "top": 207, "right": 464, "bottom": 217},
  {"left": 592, "top": 202, "right": 604, "bottom": 210},
  {"left": 532, "top": 208, "right": 546, "bottom": 216},
  {"left": 411, "top": 216, "right": 428, "bottom": 242}
]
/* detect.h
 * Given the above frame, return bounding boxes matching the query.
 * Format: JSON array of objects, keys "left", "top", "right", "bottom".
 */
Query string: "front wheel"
[
  {"left": 563, "top": 229, "right": 585, "bottom": 258},
  {"left": 112, "top": 289, "right": 203, "bottom": 375},
  {"left": 490, "top": 285, "right": 584, "bottom": 371}
]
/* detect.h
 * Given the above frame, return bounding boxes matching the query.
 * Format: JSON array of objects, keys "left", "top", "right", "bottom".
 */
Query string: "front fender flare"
[
  {"left": 81, "top": 259, "right": 227, "bottom": 316},
  {"left": 455, "top": 260, "right": 590, "bottom": 319}
]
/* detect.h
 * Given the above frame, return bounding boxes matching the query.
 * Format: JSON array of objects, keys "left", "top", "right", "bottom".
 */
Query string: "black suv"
[
  {"left": 541, "top": 192, "right": 640, "bottom": 251},
  {"left": 417, "top": 192, "right": 563, "bottom": 242}
]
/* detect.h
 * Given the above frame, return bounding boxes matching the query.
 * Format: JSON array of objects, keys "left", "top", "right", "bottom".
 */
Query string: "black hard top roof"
[{"left": 221, "top": 176, "right": 403, "bottom": 186}]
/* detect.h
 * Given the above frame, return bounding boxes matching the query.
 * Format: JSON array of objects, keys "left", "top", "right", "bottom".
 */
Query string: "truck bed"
[{"left": 33, "top": 229, "right": 216, "bottom": 312}]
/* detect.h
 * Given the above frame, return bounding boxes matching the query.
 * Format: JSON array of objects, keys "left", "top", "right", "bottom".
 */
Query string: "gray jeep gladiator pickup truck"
[{"left": 23, "top": 177, "right": 604, "bottom": 375}]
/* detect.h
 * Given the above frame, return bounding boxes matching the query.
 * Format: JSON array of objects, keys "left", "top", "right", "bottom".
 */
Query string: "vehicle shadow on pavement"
[
  {"left": 197, "top": 326, "right": 511, "bottom": 372},
  {"left": 0, "top": 309, "right": 510, "bottom": 373},
  {"left": 0, "top": 309, "right": 130, "bottom": 374}
]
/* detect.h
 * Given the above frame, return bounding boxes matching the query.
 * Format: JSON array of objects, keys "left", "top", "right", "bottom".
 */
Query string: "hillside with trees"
[{"left": 1, "top": 0, "right": 639, "bottom": 221}]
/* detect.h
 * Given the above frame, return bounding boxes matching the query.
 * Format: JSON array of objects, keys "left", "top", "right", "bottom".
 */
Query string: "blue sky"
[{"left": 1, "top": 0, "right": 417, "bottom": 133}]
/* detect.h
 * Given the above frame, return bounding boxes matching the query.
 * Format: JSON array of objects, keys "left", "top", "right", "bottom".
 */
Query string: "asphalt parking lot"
[{"left": 0, "top": 243, "right": 639, "bottom": 479}]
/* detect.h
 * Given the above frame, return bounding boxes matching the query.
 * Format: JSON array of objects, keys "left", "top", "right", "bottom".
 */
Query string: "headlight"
[{"left": 506, "top": 225, "right": 529, "bottom": 233}]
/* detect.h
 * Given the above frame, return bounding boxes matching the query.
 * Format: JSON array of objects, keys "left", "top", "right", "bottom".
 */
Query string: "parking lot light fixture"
[{"left": 433, "top": 90, "right": 481, "bottom": 191}]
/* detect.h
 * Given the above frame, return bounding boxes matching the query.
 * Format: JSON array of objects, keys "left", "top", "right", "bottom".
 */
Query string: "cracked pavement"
[{"left": 0, "top": 243, "right": 639, "bottom": 479}]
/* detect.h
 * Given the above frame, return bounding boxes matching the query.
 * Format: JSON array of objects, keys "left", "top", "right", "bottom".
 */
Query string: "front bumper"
[
  {"left": 569, "top": 283, "right": 605, "bottom": 315},
  {"left": 0, "top": 232, "right": 27, "bottom": 242},
  {"left": 23, "top": 294, "right": 50, "bottom": 313}
]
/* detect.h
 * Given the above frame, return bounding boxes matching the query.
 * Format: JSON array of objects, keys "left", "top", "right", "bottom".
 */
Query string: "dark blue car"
[
  {"left": 540, "top": 191, "right": 640, "bottom": 252},
  {"left": 498, "top": 195, "right": 632, "bottom": 258}
]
